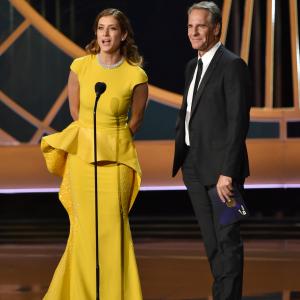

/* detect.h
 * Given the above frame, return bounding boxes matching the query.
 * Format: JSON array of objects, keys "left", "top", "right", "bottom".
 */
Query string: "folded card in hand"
[{"left": 208, "top": 184, "right": 249, "bottom": 226}]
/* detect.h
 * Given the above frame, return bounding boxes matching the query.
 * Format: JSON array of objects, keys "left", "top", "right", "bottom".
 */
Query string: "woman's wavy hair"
[{"left": 85, "top": 8, "right": 143, "bottom": 66}]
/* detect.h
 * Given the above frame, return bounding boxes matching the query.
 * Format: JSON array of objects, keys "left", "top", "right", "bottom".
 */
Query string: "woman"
[{"left": 41, "top": 8, "right": 148, "bottom": 300}]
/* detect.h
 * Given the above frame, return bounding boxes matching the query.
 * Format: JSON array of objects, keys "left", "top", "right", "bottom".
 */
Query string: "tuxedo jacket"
[{"left": 172, "top": 45, "right": 252, "bottom": 185}]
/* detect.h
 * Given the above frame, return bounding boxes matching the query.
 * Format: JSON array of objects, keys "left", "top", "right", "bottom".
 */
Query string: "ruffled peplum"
[{"left": 41, "top": 121, "right": 142, "bottom": 179}]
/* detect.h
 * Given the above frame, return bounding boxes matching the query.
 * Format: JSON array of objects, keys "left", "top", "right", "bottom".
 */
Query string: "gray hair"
[{"left": 188, "top": 1, "right": 222, "bottom": 36}]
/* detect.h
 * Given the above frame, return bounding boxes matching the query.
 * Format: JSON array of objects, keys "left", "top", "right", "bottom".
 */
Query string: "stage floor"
[{"left": 0, "top": 239, "right": 300, "bottom": 300}]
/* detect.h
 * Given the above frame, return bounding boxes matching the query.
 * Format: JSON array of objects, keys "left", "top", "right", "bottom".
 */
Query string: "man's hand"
[{"left": 216, "top": 175, "right": 233, "bottom": 203}]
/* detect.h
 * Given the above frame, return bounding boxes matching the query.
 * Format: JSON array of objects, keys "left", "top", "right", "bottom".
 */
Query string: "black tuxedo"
[
  {"left": 173, "top": 44, "right": 251, "bottom": 184},
  {"left": 172, "top": 45, "right": 251, "bottom": 300}
]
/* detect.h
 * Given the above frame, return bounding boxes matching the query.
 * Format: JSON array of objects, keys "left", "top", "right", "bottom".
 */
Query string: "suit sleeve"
[
  {"left": 221, "top": 58, "right": 251, "bottom": 178},
  {"left": 177, "top": 60, "right": 195, "bottom": 124}
]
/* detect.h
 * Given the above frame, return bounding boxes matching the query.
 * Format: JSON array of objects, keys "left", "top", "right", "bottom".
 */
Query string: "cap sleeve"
[
  {"left": 70, "top": 57, "right": 85, "bottom": 75},
  {"left": 132, "top": 67, "right": 148, "bottom": 89}
]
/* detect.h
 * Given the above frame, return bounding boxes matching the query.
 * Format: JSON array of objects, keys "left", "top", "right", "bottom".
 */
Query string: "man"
[{"left": 172, "top": 2, "right": 251, "bottom": 300}]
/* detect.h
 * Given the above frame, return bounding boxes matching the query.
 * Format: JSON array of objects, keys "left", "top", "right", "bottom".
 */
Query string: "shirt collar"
[{"left": 198, "top": 41, "right": 221, "bottom": 65}]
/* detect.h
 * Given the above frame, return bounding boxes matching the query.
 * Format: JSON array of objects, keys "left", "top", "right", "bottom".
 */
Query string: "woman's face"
[{"left": 97, "top": 15, "right": 126, "bottom": 54}]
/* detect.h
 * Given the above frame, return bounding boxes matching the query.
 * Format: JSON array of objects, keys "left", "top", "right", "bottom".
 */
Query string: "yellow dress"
[{"left": 41, "top": 54, "right": 148, "bottom": 300}]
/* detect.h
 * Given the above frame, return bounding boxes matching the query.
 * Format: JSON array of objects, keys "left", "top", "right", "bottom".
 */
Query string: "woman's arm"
[
  {"left": 128, "top": 82, "right": 148, "bottom": 135},
  {"left": 68, "top": 70, "right": 80, "bottom": 121}
]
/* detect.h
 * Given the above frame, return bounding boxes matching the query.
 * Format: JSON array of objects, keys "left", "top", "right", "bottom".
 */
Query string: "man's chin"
[{"left": 191, "top": 43, "right": 207, "bottom": 52}]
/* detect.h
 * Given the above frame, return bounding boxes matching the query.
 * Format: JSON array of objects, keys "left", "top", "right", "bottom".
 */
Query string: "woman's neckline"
[{"left": 96, "top": 54, "right": 125, "bottom": 69}]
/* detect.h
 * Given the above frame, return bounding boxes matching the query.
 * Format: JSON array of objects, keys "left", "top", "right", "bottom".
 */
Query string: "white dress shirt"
[{"left": 185, "top": 41, "right": 221, "bottom": 146}]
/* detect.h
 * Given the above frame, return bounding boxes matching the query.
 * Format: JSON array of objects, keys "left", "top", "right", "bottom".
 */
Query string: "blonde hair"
[{"left": 85, "top": 8, "right": 143, "bottom": 66}]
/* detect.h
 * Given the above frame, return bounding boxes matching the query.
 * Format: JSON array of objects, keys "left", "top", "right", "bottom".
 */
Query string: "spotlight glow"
[{"left": 1, "top": 183, "right": 300, "bottom": 194}]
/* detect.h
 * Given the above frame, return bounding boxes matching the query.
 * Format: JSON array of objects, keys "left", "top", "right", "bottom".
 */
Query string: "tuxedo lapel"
[
  {"left": 181, "top": 58, "right": 197, "bottom": 110},
  {"left": 190, "top": 45, "right": 224, "bottom": 118}
]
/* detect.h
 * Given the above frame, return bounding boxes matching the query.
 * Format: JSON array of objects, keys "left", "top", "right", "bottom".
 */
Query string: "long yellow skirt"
[{"left": 43, "top": 153, "right": 143, "bottom": 300}]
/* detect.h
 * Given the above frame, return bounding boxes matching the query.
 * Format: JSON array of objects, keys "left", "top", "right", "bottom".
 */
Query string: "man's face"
[{"left": 188, "top": 8, "right": 220, "bottom": 54}]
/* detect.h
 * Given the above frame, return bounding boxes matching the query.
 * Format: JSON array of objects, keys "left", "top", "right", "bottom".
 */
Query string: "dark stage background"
[
  {"left": 27, "top": 0, "right": 297, "bottom": 107},
  {"left": 2, "top": 0, "right": 300, "bottom": 141},
  {"left": 1, "top": 0, "right": 300, "bottom": 242}
]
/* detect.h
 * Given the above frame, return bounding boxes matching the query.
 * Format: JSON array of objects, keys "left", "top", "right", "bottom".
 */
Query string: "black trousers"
[{"left": 182, "top": 148, "right": 244, "bottom": 300}]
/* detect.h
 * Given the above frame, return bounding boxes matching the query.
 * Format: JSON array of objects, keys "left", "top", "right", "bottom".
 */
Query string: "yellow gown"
[{"left": 41, "top": 54, "right": 147, "bottom": 300}]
